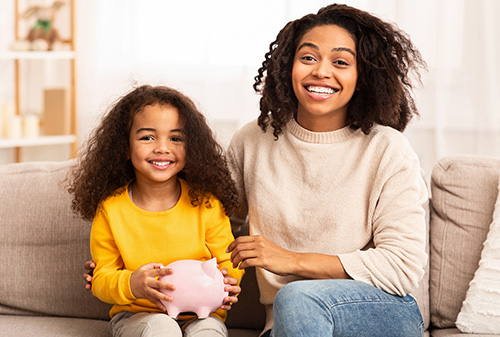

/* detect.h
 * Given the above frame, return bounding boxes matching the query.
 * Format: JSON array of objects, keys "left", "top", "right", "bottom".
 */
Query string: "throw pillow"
[{"left": 456, "top": 172, "right": 500, "bottom": 333}]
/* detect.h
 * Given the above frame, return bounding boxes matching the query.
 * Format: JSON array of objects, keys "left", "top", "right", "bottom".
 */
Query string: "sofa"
[{"left": 0, "top": 155, "right": 499, "bottom": 336}]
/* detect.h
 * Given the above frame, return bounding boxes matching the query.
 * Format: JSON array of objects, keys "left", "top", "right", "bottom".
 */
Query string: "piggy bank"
[{"left": 159, "top": 258, "right": 228, "bottom": 319}]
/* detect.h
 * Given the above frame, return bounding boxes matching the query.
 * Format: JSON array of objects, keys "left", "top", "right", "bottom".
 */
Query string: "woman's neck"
[
  {"left": 296, "top": 112, "right": 351, "bottom": 132},
  {"left": 129, "top": 178, "right": 181, "bottom": 212}
]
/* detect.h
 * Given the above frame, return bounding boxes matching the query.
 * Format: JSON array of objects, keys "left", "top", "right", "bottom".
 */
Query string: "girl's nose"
[{"left": 154, "top": 140, "right": 170, "bottom": 153}]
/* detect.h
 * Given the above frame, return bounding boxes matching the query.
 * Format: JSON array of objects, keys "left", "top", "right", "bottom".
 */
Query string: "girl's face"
[
  {"left": 292, "top": 24, "right": 358, "bottom": 131},
  {"left": 128, "top": 103, "right": 186, "bottom": 188}
]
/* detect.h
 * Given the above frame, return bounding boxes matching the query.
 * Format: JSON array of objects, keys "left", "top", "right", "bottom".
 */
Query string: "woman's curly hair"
[
  {"left": 68, "top": 85, "right": 238, "bottom": 221},
  {"left": 254, "top": 3, "right": 427, "bottom": 138}
]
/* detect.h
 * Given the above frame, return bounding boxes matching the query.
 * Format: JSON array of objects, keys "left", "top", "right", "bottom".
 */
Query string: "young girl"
[
  {"left": 227, "top": 3, "right": 428, "bottom": 337},
  {"left": 69, "top": 85, "right": 244, "bottom": 337}
]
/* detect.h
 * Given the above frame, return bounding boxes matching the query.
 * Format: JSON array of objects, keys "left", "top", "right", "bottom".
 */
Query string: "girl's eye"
[
  {"left": 140, "top": 135, "right": 154, "bottom": 141},
  {"left": 170, "top": 136, "right": 183, "bottom": 142}
]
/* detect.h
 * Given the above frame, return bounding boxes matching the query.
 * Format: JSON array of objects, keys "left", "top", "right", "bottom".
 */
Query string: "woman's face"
[{"left": 292, "top": 24, "right": 358, "bottom": 131}]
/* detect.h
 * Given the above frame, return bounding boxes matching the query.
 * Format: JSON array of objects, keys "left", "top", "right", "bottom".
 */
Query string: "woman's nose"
[{"left": 312, "top": 60, "right": 332, "bottom": 78}]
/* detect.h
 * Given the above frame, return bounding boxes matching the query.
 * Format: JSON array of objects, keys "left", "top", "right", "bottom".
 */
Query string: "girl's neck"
[{"left": 129, "top": 178, "right": 181, "bottom": 212}]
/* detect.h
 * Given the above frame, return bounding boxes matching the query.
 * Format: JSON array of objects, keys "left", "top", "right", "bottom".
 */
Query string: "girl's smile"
[{"left": 292, "top": 24, "right": 358, "bottom": 132}]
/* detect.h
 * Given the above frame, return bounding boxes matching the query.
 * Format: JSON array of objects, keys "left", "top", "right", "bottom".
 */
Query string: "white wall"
[{"left": 1, "top": 0, "right": 499, "bottom": 184}]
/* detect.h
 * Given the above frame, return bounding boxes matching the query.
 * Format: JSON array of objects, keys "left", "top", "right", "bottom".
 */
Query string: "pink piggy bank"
[{"left": 159, "top": 258, "right": 228, "bottom": 319}]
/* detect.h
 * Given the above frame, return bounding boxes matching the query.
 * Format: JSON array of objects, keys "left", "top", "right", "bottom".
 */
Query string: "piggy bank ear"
[{"left": 201, "top": 258, "right": 219, "bottom": 278}]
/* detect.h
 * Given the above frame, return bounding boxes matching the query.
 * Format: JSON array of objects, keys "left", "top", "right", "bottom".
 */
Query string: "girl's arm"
[
  {"left": 204, "top": 198, "right": 245, "bottom": 312},
  {"left": 204, "top": 198, "right": 245, "bottom": 282},
  {"left": 90, "top": 209, "right": 174, "bottom": 309},
  {"left": 219, "top": 267, "right": 241, "bottom": 311},
  {"left": 129, "top": 262, "right": 175, "bottom": 311}
]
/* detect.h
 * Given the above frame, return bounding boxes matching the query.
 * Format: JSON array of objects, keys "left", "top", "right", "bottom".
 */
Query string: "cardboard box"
[{"left": 43, "top": 88, "right": 71, "bottom": 135}]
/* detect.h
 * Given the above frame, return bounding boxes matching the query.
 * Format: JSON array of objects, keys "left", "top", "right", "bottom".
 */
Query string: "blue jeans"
[{"left": 266, "top": 279, "right": 423, "bottom": 337}]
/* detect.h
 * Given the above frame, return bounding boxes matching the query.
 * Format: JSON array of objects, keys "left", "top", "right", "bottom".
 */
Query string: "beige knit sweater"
[{"left": 226, "top": 118, "right": 428, "bottom": 333}]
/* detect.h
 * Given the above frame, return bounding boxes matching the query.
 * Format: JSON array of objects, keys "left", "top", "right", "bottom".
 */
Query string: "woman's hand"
[
  {"left": 219, "top": 267, "right": 241, "bottom": 311},
  {"left": 227, "top": 235, "right": 297, "bottom": 276},
  {"left": 228, "top": 235, "right": 351, "bottom": 280},
  {"left": 130, "top": 262, "right": 175, "bottom": 311},
  {"left": 83, "top": 259, "right": 95, "bottom": 290}
]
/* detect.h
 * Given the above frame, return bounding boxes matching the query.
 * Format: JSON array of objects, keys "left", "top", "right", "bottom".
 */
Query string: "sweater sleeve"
[
  {"left": 226, "top": 132, "right": 250, "bottom": 237},
  {"left": 90, "top": 207, "right": 136, "bottom": 305},
  {"left": 205, "top": 197, "right": 245, "bottom": 283},
  {"left": 338, "top": 154, "right": 428, "bottom": 296}
]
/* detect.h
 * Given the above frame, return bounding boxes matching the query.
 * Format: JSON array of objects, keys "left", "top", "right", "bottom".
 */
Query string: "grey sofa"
[{"left": 1, "top": 155, "right": 499, "bottom": 336}]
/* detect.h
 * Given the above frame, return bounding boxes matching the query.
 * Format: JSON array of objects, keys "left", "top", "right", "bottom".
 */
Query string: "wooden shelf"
[
  {"left": 0, "top": 135, "right": 77, "bottom": 148},
  {"left": 0, "top": 0, "right": 77, "bottom": 163},
  {"left": 0, "top": 51, "right": 75, "bottom": 60}
]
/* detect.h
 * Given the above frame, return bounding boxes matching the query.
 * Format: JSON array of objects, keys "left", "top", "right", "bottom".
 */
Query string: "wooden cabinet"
[{"left": 0, "top": 0, "right": 77, "bottom": 162}]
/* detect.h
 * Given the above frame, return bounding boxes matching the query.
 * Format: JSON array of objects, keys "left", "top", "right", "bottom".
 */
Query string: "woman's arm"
[
  {"left": 83, "top": 259, "right": 95, "bottom": 290},
  {"left": 227, "top": 235, "right": 351, "bottom": 280}
]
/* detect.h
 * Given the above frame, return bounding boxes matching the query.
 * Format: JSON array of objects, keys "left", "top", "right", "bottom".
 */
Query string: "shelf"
[
  {"left": 0, "top": 51, "right": 75, "bottom": 60},
  {"left": 0, "top": 135, "right": 77, "bottom": 148},
  {"left": 0, "top": 0, "right": 77, "bottom": 163}
]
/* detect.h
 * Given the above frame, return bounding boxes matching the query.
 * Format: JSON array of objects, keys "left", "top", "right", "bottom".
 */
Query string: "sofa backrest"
[
  {"left": 429, "top": 155, "right": 500, "bottom": 328},
  {"left": 0, "top": 160, "right": 111, "bottom": 320}
]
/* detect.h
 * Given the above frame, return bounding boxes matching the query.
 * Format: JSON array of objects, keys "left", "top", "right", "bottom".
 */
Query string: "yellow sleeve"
[
  {"left": 205, "top": 198, "right": 245, "bottom": 283},
  {"left": 90, "top": 206, "right": 136, "bottom": 305}
]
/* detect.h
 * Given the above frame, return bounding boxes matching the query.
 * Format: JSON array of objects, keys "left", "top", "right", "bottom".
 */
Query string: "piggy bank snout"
[{"left": 158, "top": 258, "right": 228, "bottom": 319}]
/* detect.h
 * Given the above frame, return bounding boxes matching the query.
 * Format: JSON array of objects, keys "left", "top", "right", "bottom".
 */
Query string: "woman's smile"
[{"left": 304, "top": 83, "right": 340, "bottom": 100}]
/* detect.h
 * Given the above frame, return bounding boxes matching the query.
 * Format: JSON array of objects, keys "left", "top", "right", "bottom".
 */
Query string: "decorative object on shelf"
[
  {"left": 11, "top": 0, "right": 66, "bottom": 51},
  {"left": 43, "top": 88, "right": 70, "bottom": 135},
  {"left": 23, "top": 114, "right": 40, "bottom": 138},
  {"left": 1, "top": 0, "right": 76, "bottom": 162},
  {"left": 7, "top": 116, "right": 22, "bottom": 139},
  {"left": 1, "top": 102, "right": 19, "bottom": 139}
]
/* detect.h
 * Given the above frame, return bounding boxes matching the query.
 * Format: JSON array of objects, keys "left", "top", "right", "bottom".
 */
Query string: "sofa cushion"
[
  {"left": 429, "top": 327, "right": 496, "bottom": 337},
  {"left": 0, "top": 316, "right": 111, "bottom": 337},
  {"left": 0, "top": 161, "right": 111, "bottom": 320},
  {"left": 455, "top": 172, "right": 500, "bottom": 333},
  {"left": 429, "top": 155, "right": 500, "bottom": 328},
  {"left": 412, "top": 197, "right": 430, "bottom": 331}
]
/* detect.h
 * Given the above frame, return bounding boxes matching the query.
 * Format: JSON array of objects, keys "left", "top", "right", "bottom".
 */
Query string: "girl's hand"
[
  {"left": 227, "top": 235, "right": 297, "bottom": 276},
  {"left": 83, "top": 259, "right": 95, "bottom": 290},
  {"left": 220, "top": 267, "right": 241, "bottom": 311},
  {"left": 130, "top": 262, "right": 175, "bottom": 311}
]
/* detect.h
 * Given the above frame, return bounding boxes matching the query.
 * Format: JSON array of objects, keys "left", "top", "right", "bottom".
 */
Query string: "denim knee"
[{"left": 272, "top": 280, "right": 423, "bottom": 337}]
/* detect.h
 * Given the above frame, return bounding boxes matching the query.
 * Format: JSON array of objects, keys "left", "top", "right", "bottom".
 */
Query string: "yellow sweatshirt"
[{"left": 90, "top": 178, "right": 244, "bottom": 320}]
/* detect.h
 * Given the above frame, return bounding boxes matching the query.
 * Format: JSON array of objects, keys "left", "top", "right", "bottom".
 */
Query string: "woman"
[{"left": 226, "top": 4, "right": 427, "bottom": 336}]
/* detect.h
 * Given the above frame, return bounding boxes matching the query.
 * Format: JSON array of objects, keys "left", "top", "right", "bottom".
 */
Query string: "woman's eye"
[
  {"left": 301, "top": 56, "right": 316, "bottom": 62},
  {"left": 334, "top": 60, "right": 349, "bottom": 66}
]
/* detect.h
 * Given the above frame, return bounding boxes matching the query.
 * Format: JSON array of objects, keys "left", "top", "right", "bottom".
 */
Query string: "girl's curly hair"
[
  {"left": 68, "top": 85, "right": 238, "bottom": 221},
  {"left": 254, "top": 3, "right": 427, "bottom": 138}
]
